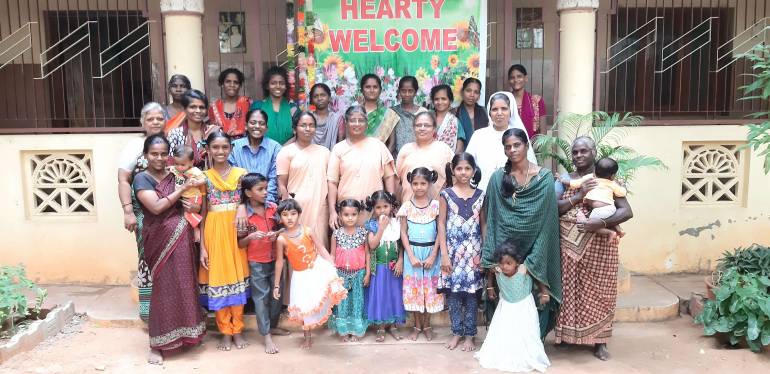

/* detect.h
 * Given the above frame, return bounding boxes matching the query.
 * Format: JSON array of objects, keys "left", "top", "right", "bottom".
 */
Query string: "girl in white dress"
[{"left": 475, "top": 242, "right": 550, "bottom": 373}]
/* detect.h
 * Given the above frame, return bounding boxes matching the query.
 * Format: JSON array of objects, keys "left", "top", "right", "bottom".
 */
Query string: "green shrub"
[
  {"left": 695, "top": 267, "right": 770, "bottom": 352},
  {"left": 0, "top": 265, "right": 47, "bottom": 337},
  {"left": 717, "top": 244, "right": 770, "bottom": 278}
]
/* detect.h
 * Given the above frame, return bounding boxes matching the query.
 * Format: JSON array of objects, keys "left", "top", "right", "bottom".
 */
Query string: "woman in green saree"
[{"left": 482, "top": 128, "right": 562, "bottom": 338}]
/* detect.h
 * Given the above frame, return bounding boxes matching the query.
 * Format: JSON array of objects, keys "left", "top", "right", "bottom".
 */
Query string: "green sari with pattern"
[{"left": 482, "top": 167, "right": 562, "bottom": 338}]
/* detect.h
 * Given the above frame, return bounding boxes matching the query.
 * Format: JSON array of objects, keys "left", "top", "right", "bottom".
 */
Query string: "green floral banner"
[{"left": 287, "top": 0, "right": 486, "bottom": 111}]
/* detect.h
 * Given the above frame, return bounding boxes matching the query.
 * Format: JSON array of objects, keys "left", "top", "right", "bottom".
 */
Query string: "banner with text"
[{"left": 288, "top": 0, "right": 486, "bottom": 110}]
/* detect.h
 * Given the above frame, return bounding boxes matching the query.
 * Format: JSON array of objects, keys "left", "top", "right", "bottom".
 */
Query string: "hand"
[
  {"left": 377, "top": 214, "right": 389, "bottom": 228},
  {"left": 200, "top": 248, "right": 210, "bottom": 270},
  {"left": 394, "top": 258, "right": 403, "bottom": 277},
  {"left": 363, "top": 273, "right": 371, "bottom": 287},
  {"left": 487, "top": 287, "right": 497, "bottom": 301},
  {"left": 440, "top": 257, "right": 451, "bottom": 274},
  {"left": 250, "top": 231, "right": 267, "bottom": 240},
  {"left": 579, "top": 177, "right": 598, "bottom": 196},
  {"left": 204, "top": 124, "right": 222, "bottom": 137},
  {"left": 422, "top": 255, "right": 436, "bottom": 269},
  {"left": 578, "top": 218, "right": 604, "bottom": 233},
  {"left": 408, "top": 254, "right": 421, "bottom": 267},
  {"left": 539, "top": 293, "right": 551, "bottom": 306},
  {"left": 180, "top": 179, "right": 196, "bottom": 192},
  {"left": 182, "top": 199, "right": 201, "bottom": 213},
  {"left": 329, "top": 211, "right": 340, "bottom": 230},
  {"left": 123, "top": 211, "right": 137, "bottom": 232},
  {"left": 265, "top": 231, "right": 279, "bottom": 242},
  {"left": 234, "top": 209, "right": 248, "bottom": 232},
  {"left": 272, "top": 287, "right": 281, "bottom": 300}
]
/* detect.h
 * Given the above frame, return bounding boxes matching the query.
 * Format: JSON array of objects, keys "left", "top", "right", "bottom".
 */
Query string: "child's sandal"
[
  {"left": 423, "top": 326, "right": 434, "bottom": 341},
  {"left": 375, "top": 329, "right": 386, "bottom": 342}
]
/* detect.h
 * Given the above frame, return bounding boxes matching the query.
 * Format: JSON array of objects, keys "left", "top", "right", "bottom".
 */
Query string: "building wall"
[
  {"left": 619, "top": 125, "right": 770, "bottom": 274},
  {"left": 0, "top": 134, "right": 139, "bottom": 284}
]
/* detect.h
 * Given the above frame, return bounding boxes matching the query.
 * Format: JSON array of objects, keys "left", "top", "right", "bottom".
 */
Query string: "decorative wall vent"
[
  {"left": 681, "top": 143, "right": 746, "bottom": 205},
  {"left": 26, "top": 152, "right": 95, "bottom": 216}
]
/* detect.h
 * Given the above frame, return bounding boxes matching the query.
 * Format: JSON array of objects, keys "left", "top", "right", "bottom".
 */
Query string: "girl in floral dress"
[
  {"left": 438, "top": 153, "right": 486, "bottom": 351},
  {"left": 398, "top": 167, "right": 444, "bottom": 341},
  {"left": 328, "top": 199, "right": 371, "bottom": 342}
]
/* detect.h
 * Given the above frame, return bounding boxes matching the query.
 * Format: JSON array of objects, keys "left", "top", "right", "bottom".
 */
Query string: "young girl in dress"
[
  {"left": 365, "top": 190, "right": 406, "bottom": 342},
  {"left": 199, "top": 130, "right": 250, "bottom": 352},
  {"left": 475, "top": 242, "right": 550, "bottom": 373},
  {"left": 398, "top": 167, "right": 444, "bottom": 341},
  {"left": 328, "top": 199, "right": 371, "bottom": 342},
  {"left": 273, "top": 199, "right": 347, "bottom": 349},
  {"left": 438, "top": 153, "right": 486, "bottom": 351}
]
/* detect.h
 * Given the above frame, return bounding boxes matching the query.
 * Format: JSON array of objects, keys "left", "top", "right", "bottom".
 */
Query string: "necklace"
[
  {"left": 511, "top": 162, "right": 534, "bottom": 205},
  {"left": 287, "top": 227, "right": 302, "bottom": 239}
]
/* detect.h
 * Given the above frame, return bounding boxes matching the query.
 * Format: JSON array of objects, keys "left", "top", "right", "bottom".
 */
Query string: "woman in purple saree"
[{"left": 134, "top": 134, "right": 206, "bottom": 364}]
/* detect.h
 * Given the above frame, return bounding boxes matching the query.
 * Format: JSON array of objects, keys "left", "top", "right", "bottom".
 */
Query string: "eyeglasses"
[
  {"left": 296, "top": 124, "right": 316, "bottom": 129},
  {"left": 414, "top": 123, "right": 434, "bottom": 129}
]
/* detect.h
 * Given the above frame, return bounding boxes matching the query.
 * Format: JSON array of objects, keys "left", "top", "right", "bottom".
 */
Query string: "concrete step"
[
  {"left": 615, "top": 276, "right": 680, "bottom": 322},
  {"left": 648, "top": 273, "right": 708, "bottom": 317}
]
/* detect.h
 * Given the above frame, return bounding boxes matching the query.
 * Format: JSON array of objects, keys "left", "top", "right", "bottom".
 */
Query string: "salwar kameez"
[{"left": 199, "top": 167, "right": 250, "bottom": 336}]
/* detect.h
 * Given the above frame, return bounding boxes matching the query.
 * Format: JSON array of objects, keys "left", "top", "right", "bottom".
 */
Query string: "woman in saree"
[
  {"left": 164, "top": 74, "right": 191, "bottom": 123},
  {"left": 360, "top": 74, "right": 389, "bottom": 142},
  {"left": 277, "top": 111, "right": 331, "bottom": 247},
  {"left": 209, "top": 68, "right": 252, "bottom": 139},
  {"left": 249, "top": 66, "right": 297, "bottom": 145},
  {"left": 508, "top": 64, "right": 546, "bottom": 140},
  {"left": 395, "top": 111, "right": 454, "bottom": 203},
  {"left": 482, "top": 128, "right": 562, "bottom": 339},
  {"left": 380, "top": 76, "right": 428, "bottom": 155},
  {"left": 451, "top": 77, "right": 488, "bottom": 143},
  {"left": 168, "top": 89, "right": 219, "bottom": 169},
  {"left": 134, "top": 134, "right": 206, "bottom": 365},
  {"left": 327, "top": 105, "right": 396, "bottom": 229},
  {"left": 117, "top": 102, "right": 167, "bottom": 322},
  {"left": 553, "top": 136, "right": 633, "bottom": 361}
]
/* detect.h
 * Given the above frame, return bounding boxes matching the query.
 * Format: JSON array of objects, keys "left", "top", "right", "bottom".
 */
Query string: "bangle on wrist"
[
  {"left": 122, "top": 202, "right": 132, "bottom": 207},
  {"left": 600, "top": 218, "right": 608, "bottom": 228}
]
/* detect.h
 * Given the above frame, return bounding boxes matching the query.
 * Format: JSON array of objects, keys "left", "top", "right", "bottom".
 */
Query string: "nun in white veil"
[{"left": 465, "top": 91, "right": 537, "bottom": 191}]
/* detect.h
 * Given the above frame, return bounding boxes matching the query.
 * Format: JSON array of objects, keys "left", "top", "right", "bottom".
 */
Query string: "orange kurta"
[
  {"left": 276, "top": 143, "right": 331, "bottom": 247},
  {"left": 327, "top": 137, "right": 395, "bottom": 201}
]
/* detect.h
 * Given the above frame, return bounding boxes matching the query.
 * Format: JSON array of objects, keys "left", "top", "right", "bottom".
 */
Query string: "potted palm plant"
[{"left": 533, "top": 111, "right": 666, "bottom": 185}]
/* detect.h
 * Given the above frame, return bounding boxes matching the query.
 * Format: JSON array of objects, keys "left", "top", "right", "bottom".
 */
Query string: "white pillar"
[
  {"left": 557, "top": 0, "right": 599, "bottom": 116},
  {"left": 160, "top": 0, "right": 205, "bottom": 90}
]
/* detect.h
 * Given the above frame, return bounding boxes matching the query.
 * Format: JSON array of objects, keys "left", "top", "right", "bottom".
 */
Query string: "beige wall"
[
  {"left": 1, "top": 127, "right": 769, "bottom": 283},
  {"left": 619, "top": 125, "right": 770, "bottom": 274},
  {"left": 0, "top": 134, "right": 140, "bottom": 284}
]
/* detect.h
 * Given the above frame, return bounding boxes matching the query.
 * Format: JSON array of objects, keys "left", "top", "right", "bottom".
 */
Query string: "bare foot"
[
  {"left": 387, "top": 326, "right": 403, "bottom": 341},
  {"left": 217, "top": 335, "right": 233, "bottom": 351},
  {"left": 462, "top": 336, "right": 476, "bottom": 352},
  {"left": 233, "top": 333, "right": 249, "bottom": 349},
  {"left": 270, "top": 327, "right": 291, "bottom": 336},
  {"left": 376, "top": 329, "right": 386, "bottom": 343},
  {"left": 301, "top": 336, "right": 312, "bottom": 349},
  {"left": 341, "top": 334, "right": 350, "bottom": 342},
  {"left": 147, "top": 348, "right": 163, "bottom": 365},
  {"left": 445, "top": 335, "right": 462, "bottom": 350},
  {"left": 349, "top": 335, "right": 360, "bottom": 342},
  {"left": 423, "top": 326, "right": 434, "bottom": 341},
  {"left": 264, "top": 334, "right": 279, "bottom": 354},
  {"left": 594, "top": 343, "right": 610, "bottom": 361},
  {"left": 409, "top": 327, "right": 421, "bottom": 341}
]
